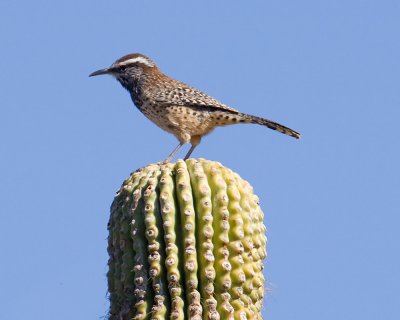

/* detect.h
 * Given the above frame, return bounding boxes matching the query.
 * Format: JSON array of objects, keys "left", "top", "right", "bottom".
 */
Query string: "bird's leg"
[
  {"left": 183, "top": 145, "right": 196, "bottom": 160},
  {"left": 183, "top": 135, "right": 202, "bottom": 160},
  {"left": 164, "top": 142, "right": 184, "bottom": 163}
]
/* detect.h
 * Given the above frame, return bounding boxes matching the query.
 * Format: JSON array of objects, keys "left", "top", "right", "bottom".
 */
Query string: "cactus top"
[{"left": 107, "top": 159, "right": 267, "bottom": 320}]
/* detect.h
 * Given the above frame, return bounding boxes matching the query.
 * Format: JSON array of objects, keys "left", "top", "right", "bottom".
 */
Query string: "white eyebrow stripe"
[{"left": 116, "top": 57, "right": 155, "bottom": 67}]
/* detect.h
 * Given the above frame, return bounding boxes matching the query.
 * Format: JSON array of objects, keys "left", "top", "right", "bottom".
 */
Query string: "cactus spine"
[{"left": 107, "top": 159, "right": 267, "bottom": 319}]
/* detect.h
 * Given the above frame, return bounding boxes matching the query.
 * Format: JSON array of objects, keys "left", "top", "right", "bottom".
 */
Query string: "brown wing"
[{"left": 152, "top": 80, "right": 240, "bottom": 114}]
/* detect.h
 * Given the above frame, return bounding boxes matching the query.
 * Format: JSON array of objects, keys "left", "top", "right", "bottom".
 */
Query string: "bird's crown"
[{"left": 112, "top": 53, "right": 156, "bottom": 69}]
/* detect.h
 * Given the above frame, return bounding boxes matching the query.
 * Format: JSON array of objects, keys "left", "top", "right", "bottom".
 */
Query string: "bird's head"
[{"left": 89, "top": 53, "right": 157, "bottom": 89}]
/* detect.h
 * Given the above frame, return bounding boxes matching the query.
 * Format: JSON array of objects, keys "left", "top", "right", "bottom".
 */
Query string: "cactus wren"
[{"left": 90, "top": 53, "right": 300, "bottom": 162}]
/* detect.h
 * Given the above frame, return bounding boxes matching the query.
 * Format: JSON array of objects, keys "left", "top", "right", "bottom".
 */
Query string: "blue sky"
[{"left": 1, "top": 1, "right": 399, "bottom": 319}]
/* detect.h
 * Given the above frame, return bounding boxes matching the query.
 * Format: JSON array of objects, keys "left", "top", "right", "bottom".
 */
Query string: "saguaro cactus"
[{"left": 107, "top": 159, "right": 267, "bottom": 320}]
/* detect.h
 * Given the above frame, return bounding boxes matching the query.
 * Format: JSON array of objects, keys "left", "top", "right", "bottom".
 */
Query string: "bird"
[{"left": 89, "top": 53, "right": 300, "bottom": 162}]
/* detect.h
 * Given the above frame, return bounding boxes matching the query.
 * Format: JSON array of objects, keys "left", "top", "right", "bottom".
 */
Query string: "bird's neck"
[{"left": 120, "top": 68, "right": 163, "bottom": 91}]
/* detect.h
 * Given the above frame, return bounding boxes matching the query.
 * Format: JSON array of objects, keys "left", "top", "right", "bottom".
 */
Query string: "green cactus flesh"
[{"left": 107, "top": 159, "right": 267, "bottom": 320}]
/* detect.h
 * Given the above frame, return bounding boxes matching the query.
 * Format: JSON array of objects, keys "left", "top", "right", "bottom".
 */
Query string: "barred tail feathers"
[{"left": 240, "top": 113, "right": 301, "bottom": 139}]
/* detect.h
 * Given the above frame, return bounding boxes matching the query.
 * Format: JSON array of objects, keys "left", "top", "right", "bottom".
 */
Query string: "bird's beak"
[{"left": 89, "top": 68, "right": 113, "bottom": 77}]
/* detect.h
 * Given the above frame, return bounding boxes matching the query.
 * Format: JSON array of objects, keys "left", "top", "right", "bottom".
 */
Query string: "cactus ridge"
[{"left": 107, "top": 159, "right": 267, "bottom": 319}]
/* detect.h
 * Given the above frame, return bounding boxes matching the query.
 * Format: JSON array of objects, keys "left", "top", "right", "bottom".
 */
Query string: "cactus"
[{"left": 107, "top": 159, "right": 267, "bottom": 320}]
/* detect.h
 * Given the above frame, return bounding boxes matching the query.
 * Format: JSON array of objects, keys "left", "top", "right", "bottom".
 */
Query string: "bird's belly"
[{"left": 141, "top": 105, "right": 215, "bottom": 137}]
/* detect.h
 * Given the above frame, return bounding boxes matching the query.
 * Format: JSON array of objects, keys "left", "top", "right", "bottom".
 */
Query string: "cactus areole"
[{"left": 107, "top": 159, "right": 267, "bottom": 319}]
